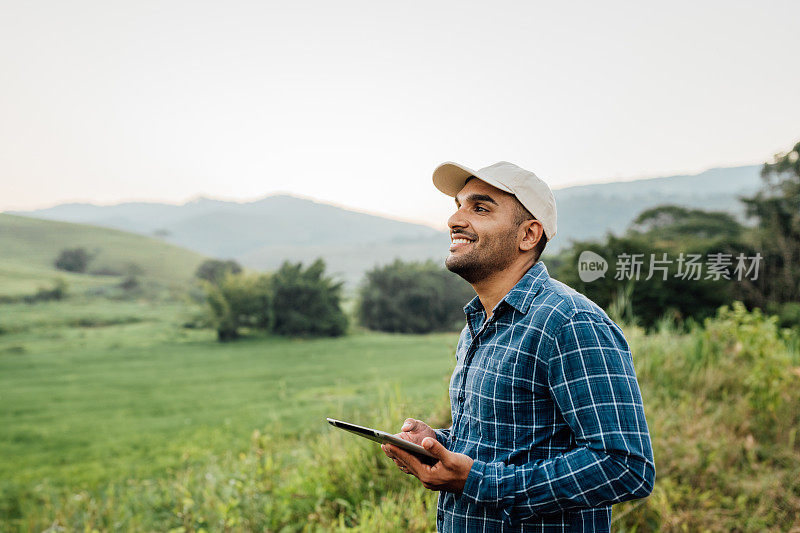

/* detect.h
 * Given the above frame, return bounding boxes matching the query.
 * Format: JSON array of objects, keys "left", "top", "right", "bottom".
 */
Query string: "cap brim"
[{"left": 432, "top": 161, "right": 513, "bottom": 197}]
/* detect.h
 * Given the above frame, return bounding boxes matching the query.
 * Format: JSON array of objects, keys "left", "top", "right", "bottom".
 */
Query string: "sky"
[{"left": 1, "top": 0, "right": 798, "bottom": 229}]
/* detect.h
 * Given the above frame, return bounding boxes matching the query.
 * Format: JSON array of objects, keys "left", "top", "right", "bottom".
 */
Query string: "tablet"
[{"left": 326, "top": 417, "right": 439, "bottom": 465}]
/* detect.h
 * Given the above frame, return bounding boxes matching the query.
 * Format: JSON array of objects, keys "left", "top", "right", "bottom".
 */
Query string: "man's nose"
[{"left": 448, "top": 207, "right": 468, "bottom": 231}]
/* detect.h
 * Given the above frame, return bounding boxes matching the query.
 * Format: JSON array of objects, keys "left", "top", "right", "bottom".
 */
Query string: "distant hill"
[
  {"left": 10, "top": 195, "right": 450, "bottom": 287},
  {"left": 553, "top": 165, "right": 762, "bottom": 248},
  {"left": 6, "top": 164, "right": 764, "bottom": 286},
  {"left": 0, "top": 214, "right": 206, "bottom": 297}
]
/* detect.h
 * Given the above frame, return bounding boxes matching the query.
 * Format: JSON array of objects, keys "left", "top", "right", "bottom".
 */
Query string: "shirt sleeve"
[
  {"left": 457, "top": 311, "right": 656, "bottom": 525},
  {"left": 433, "top": 427, "right": 451, "bottom": 448}
]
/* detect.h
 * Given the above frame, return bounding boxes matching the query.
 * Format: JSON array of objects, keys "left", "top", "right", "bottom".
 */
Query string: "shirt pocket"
[{"left": 473, "top": 353, "right": 529, "bottom": 449}]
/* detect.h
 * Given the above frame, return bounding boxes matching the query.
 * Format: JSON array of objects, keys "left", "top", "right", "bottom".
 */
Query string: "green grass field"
[
  {"left": 2, "top": 279, "right": 800, "bottom": 530},
  {"left": 0, "top": 297, "right": 458, "bottom": 522}
]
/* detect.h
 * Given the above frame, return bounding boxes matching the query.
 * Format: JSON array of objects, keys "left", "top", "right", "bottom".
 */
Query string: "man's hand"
[
  {"left": 381, "top": 423, "right": 473, "bottom": 494},
  {"left": 397, "top": 418, "right": 436, "bottom": 445}
]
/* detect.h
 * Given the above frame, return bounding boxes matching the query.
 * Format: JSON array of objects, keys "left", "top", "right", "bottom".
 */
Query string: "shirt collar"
[{"left": 463, "top": 261, "right": 550, "bottom": 318}]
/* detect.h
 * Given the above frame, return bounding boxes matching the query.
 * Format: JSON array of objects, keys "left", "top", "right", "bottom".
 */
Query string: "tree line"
[
  {"left": 195, "top": 257, "right": 475, "bottom": 341},
  {"left": 550, "top": 140, "right": 800, "bottom": 330},
  {"left": 48, "top": 139, "right": 799, "bottom": 338}
]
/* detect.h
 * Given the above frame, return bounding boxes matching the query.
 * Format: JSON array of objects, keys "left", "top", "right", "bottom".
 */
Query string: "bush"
[
  {"left": 205, "top": 272, "right": 273, "bottom": 341},
  {"left": 613, "top": 302, "right": 800, "bottom": 531},
  {"left": 54, "top": 248, "right": 90, "bottom": 273},
  {"left": 553, "top": 233, "right": 739, "bottom": 330},
  {"left": 21, "top": 278, "right": 69, "bottom": 304},
  {"left": 118, "top": 276, "right": 141, "bottom": 292},
  {"left": 358, "top": 260, "right": 475, "bottom": 333},
  {"left": 195, "top": 259, "right": 243, "bottom": 284},
  {"left": 271, "top": 259, "right": 348, "bottom": 337}
]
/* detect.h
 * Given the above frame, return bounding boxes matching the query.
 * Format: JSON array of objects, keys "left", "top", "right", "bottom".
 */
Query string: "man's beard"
[{"left": 445, "top": 226, "right": 519, "bottom": 284}]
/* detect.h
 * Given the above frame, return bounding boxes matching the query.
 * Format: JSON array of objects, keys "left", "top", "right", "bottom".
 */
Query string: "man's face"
[{"left": 445, "top": 178, "right": 522, "bottom": 283}]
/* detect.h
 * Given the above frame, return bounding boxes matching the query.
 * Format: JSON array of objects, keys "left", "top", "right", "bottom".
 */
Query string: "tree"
[
  {"left": 740, "top": 140, "right": 800, "bottom": 308},
  {"left": 553, "top": 207, "right": 747, "bottom": 329},
  {"left": 204, "top": 272, "right": 273, "bottom": 341},
  {"left": 358, "top": 260, "right": 475, "bottom": 333},
  {"left": 630, "top": 205, "right": 743, "bottom": 241},
  {"left": 271, "top": 259, "right": 348, "bottom": 337},
  {"left": 54, "top": 248, "right": 90, "bottom": 273},
  {"left": 195, "top": 259, "right": 243, "bottom": 284}
]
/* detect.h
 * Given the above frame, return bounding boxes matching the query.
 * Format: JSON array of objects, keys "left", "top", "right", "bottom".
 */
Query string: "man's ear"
[{"left": 519, "top": 220, "right": 544, "bottom": 252}]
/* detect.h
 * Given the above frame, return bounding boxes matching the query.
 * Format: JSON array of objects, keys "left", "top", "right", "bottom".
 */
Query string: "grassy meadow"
[
  {"left": 0, "top": 296, "right": 458, "bottom": 528},
  {"left": 1, "top": 215, "right": 800, "bottom": 531},
  {"left": 0, "top": 214, "right": 206, "bottom": 297},
  {"left": 3, "top": 298, "right": 799, "bottom": 532}
]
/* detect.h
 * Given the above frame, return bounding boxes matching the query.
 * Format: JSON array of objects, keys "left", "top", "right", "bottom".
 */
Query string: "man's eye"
[{"left": 475, "top": 205, "right": 488, "bottom": 212}]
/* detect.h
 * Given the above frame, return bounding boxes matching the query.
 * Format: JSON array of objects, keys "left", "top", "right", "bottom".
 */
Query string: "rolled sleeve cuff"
[
  {"left": 457, "top": 459, "right": 518, "bottom": 524},
  {"left": 458, "top": 458, "right": 487, "bottom": 502}
]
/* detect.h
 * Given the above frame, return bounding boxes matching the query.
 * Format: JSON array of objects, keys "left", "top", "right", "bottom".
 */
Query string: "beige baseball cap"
[{"left": 432, "top": 161, "right": 558, "bottom": 239}]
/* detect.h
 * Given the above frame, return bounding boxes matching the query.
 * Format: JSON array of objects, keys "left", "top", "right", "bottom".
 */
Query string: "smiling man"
[{"left": 381, "top": 161, "right": 655, "bottom": 532}]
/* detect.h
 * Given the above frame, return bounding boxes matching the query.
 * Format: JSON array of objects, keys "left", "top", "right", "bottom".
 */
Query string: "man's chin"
[{"left": 445, "top": 256, "right": 482, "bottom": 284}]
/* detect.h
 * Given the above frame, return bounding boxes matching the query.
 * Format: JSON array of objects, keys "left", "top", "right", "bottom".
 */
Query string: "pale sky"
[{"left": 1, "top": 0, "right": 798, "bottom": 229}]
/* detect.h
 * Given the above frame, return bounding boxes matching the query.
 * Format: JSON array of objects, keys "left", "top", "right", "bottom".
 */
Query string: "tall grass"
[
  {"left": 613, "top": 302, "right": 800, "bottom": 531},
  {"left": 5, "top": 389, "right": 450, "bottom": 532}
]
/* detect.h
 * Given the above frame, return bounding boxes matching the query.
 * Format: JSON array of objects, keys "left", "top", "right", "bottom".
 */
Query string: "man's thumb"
[
  {"left": 421, "top": 437, "right": 448, "bottom": 462},
  {"left": 402, "top": 418, "right": 417, "bottom": 431}
]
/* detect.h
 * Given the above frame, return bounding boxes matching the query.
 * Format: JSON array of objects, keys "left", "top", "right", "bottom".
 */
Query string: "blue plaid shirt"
[{"left": 433, "top": 261, "right": 655, "bottom": 532}]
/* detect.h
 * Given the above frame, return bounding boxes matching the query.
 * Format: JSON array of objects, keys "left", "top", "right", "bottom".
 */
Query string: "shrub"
[
  {"left": 271, "top": 259, "right": 348, "bottom": 337},
  {"left": 118, "top": 276, "right": 140, "bottom": 292},
  {"left": 21, "top": 278, "right": 69, "bottom": 304},
  {"left": 54, "top": 248, "right": 90, "bottom": 273},
  {"left": 195, "top": 259, "right": 243, "bottom": 284},
  {"left": 358, "top": 260, "right": 474, "bottom": 333},
  {"left": 205, "top": 272, "right": 273, "bottom": 341}
]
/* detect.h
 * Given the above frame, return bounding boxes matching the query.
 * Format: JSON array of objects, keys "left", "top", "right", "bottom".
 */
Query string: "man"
[{"left": 381, "top": 161, "right": 655, "bottom": 532}]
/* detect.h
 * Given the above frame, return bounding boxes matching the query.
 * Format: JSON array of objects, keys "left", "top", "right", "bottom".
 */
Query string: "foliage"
[
  {"left": 739, "top": 140, "right": 800, "bottom": 307},
  {"left": 358, "top": 260, "right": 475, "bottom": 333},
  {"left": 204, "top": 272, "right": 273, "bottom": 340},
  {"left": 194, "top": 259, "right": 243, "bottom": 284},
  {"left": 37, "top": 277, "right": 68, "bottom": 301},
  {"left": 612, "top": 303, "right": 800, "bottom": 531},
  {"left": 201, "top": 259, "right": 347, "bottom": 340},
  {"left": 630, "top": 204, "right": 744, "bottom": 241},
  {"left": 767, "top": 301, "right": 800, "bottom": 329},
  {"left": 555, "top": 227, "right": 739, "bottom": 329},
  {"left": 54, "top": 247, "right": 91, "bottom": 273},
  {"left": 118, "top": 275, "right": 141, "bottom": 292},
  {"left": 271, "top": 259, "right": 348, "bottom": 337}
]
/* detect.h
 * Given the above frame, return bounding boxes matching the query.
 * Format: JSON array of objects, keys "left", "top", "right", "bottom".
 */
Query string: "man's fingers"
[
  {"left": 421, "top": 437, "right": 449, "bottom": 464},
  {"left": 381, "top": 443, "right": 396, "bottom": 460},
  {"left": 402, "top": 418, "right": 417, "bottom": 431}
]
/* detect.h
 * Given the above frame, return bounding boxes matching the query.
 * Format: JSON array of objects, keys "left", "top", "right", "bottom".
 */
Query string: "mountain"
[
  {"left": 6, "top": 164, "right": 765, "bottom": 286},
  {"left": 552, "top": 165, "right": 762, "bottom": 247},
  {"left": 9, "top": 195, "right": 449, "bottom": 287}
]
